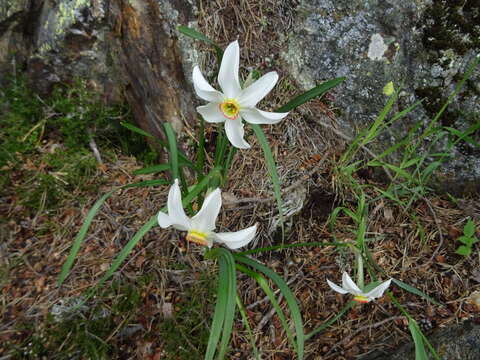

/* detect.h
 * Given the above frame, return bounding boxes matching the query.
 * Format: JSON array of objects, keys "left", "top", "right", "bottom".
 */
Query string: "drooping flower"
[
  {"left": 192, "top": 40, "right": 289, "bottom": 149},
  {"left": 157, "top": 180, "right": 257, "bottom": 249},
  {"left": 326, "top": 272, "right": 391, "bottom": 303}
]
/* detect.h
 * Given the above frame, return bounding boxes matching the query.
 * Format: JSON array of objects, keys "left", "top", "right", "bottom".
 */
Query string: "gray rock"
[
  {"left": 361, "top": 320, "right": 480, "bottom": 360},
  {"left": 282, "top": 0, "right": 480, "bottom": 194},
  {"left": 0, "top": 0, "right": 198, "bottom": 143}
]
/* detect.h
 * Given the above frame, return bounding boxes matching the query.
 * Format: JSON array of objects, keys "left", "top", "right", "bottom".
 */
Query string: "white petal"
[
  {"left": 192, "top": 66, "right": 224, "bottom": 103},
  {"left": 167, "top": 179, "right": 191, "bottom": 231},
  {"left": 326, "top": 279, "right": 350, "bottom": 294},
  {"left": 238, "top": 71, "right": 278, "bottom": 108},
  {"left": 157, "top": 211, "right": 173, "bottom": 228},
  {"left": 218, "top": 41, "right": 241, "bottom": 98},
  {"left": 224, "top": 118, "right": 251, "bottom": 149},
  {"left": 212, "top": 224, "right": 257, "bottom": 249},
  {"left": 197, "top": 103, "right": 225, "bottom": 123},
  {"left": 364, "top": 279, "right": 392, "bottom": 300},
  {"left": 341, "top": 272, "right": 362, "bottom": 294},
  {"left": 241, "top": 108, "right": 288, "bottom": 125},
  {"left": 191, "top": 188, "right": 222, "bottom": 232}
]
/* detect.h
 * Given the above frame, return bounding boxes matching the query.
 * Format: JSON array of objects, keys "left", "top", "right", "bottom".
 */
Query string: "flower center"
[
  {"left": 186, "top": 230, "right": 209, "bottom": 246},
  {"left": 219, "top": 99, "right": 240, "bottom": 120},
  {"left": 353, "top": 295, "right": 369, "bottom": 303}
]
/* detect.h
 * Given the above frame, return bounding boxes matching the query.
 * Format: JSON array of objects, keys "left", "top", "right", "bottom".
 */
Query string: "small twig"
[
  {"left": 324, "top": 316, "right": 406, "bottom": 358},
  {"left": 224, "top": 151, "right": 330, "bottom": 206},
  {"left": 254, "top": 293, "right": 284, "bottom": 333},
  {"left": 426, "top": 199, "right": 444, "bottom": 262},
  {"left": 246, "top": 274, "right": 300, "bottom": 310},
  {"left": 88, "top": 129, "right": 103, "bottom": 165}
]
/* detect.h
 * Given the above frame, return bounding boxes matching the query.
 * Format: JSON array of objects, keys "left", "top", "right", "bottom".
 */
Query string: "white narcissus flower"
[
  {"left": 327, "top": 272, "right": 392, "bottom": 303},
  {"left": 192, "top": 40, "right": 289, "bottom": 149},
  {"left": 157, "top": 179, "right": 257, "bottom": 249}
]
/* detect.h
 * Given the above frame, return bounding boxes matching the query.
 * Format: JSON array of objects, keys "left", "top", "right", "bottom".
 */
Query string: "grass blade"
[
  {"left": 305, "top": 301, "right": 355, "bottom": 341},
  {"left": 392, "top": 279, "right": 442, "bottom": 306},
  {"left": 57, "top": 189, "right": 116, "bottom": 286},
  {"left": 195, "top": 116, "right": 206, "bottom": 182},
  {"left": 409, "top": 319, "right": 428, "bottom": 360},
  {"left": 205, "top": 251, "right": 229, "bottom": 360},
  {"left": 121, "top": 121, "right": 195, "bottom": 168},
  {"left": 57, "top": 179, "right": 169, "bottom": 286},
  {"left": 120, "top": 121, "right": 154, "bottom": 138},
  {"left": 236, "top": 294, "right": 260, "bottom": 359},
  {"left": 276, "top": 77, "right": 345, "bottom": 112},
  {"left": 238, "top": 241, "right": 348, "bottom": 256},
  {"left": 163, "top": 123, "right": 179, "bottom": 180},
  {"left": 177, "top": 25, "right": 223, "bottom": 61},
  {"left": 251, "top": 124, "right": 284, "bottom": 232},
  {"left": 133, "top": 164, "right": 171, "bottom": 175},
  {"left": 217, "top": 249, "right": 237, "bottom": 359},
  {"left": 235, "top": 255, "right": 304, "bottom": 359},
  {"left": 236, "top": 263, "right": 296, "bottom": 354}
]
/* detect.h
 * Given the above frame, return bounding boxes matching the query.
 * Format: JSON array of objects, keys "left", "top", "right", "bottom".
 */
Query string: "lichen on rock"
[{"left": 282, "top": 0, "right": 480, "bottom": 193}]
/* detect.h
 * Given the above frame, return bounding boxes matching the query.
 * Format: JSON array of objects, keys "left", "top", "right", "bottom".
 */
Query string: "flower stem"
[{"left": 356, "top": 251, "right": 364, "bottom": 290}]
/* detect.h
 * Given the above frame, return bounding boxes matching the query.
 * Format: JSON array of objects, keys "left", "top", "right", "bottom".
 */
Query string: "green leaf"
[
  {"left": 120, "top": 121, "right": 195, "bottom": 168},
  {"left": 120, "top": 121, "right": 154, "bottom": 138},
  {"left": 57, "top": 178, "right": 169, "bottom": 286},
  {"left": 238, "top": 241, "right": 348, "bottom": 256},
  {"left": 177, "top": 25, "right": 223, "bottom": 61},
  {"left": 458, "top": 236, "right": 472, "bottom": 246},
  {"left": 177, "top": 25, "right": 217, "bottom": 45},
  {"left": 132, "top": 164, "right": 171, "bottom": 175},
  {"left": 409, "top": 319, "right": 429, "bottom": 360},
  {"left": 392, "top": 279, "right": 442, "bottom": 306},
  {"left": 455, "top": 245, "right": 471, "bottom": 256},
  {"left": 217, "top": 249, "right": 237, "bottom": 360},
  {"left": 236, "top": 294, "right": 260, "bottom": 359},
  {"left": 463, "top": 219, "right": 475, "bottom": 237},
  {"left": 236, "top": 263, "right": 296, "bottom": 355},
  {"left": 164, "top": 123, "right": 179, "bottom": 181},
  {"left": 205, "top": 251, "right": 229, "bottom": 360},
  {"left": 235, "top": 255, "right": 304, "bottom": 359},
  {"left": 305, "top": 301, "right": 355, "bottom": 341},
  {"left": 251, "top": 124, "right": 284, "bottom": 232},
  {"left": 276, "top": 77, "right": 345, "bottom": 113},
  {"left": 57, "top": 189, "right": 116, "bottom": 286}
]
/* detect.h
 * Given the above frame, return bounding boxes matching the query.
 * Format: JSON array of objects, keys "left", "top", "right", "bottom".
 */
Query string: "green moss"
[
  {"left": 158, "top": 272, "right": 216, "bottom": 359},
  {"left": 0, "top": 75, "right": 157, "bottom": 214}
]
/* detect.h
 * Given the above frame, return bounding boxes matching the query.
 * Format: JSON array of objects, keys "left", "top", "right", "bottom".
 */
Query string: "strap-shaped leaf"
[
  {"left": 276, "top": 77, "right": 345, "bottom": 113},
  {"left": 235, "top": 255, "right": 304, "bottom": 359}
]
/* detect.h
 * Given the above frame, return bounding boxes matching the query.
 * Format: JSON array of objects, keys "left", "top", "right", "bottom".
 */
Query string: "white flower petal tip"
[
  {"left": 191, "top": 188, "right": 222, "bottom": 233},
  {"left": 326, "top": 279, "right": 349, "bottom": 294},
  {"left": 328, "top": 272, "right": 392, "bottom": 304},
  {"left": 364, "top": 279, "right": 392, "bottom": 301},
  {"left": 213, "top": 224, "right": 257, "bottom": 250},
  {"left": 341, "top": 272, "right": 362, "bottom": 294},
  {"left": 238, "top": 71, "right": 279, "bottom": 108},
  {"left": 241, "top": 108, "right": 289, "bottom": 125},
  {"left": 192, "top": 66, "right": 223, "bottom": 103},
  {"left": 224, "top": 118, "right": 251, "bottom": 149},
  {"left": 157, "top": 211, "right": 173, "bottom": 228},
  {"left": 218, "top": 41, "right": 241, "bottom": 98}
]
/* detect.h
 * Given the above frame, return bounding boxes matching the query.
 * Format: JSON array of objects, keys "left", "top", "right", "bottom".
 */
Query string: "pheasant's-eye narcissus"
[
  {"left": 192, "top": 41, "right": 289, "bottom": 149},
  {"left": 157, "top": 180, "right": 257, "bottom": 249}
]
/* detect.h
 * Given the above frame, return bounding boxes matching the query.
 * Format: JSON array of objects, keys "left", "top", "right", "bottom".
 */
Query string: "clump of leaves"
[{"left": 455, "top": 218, "right": 478, "bottom": 256}]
